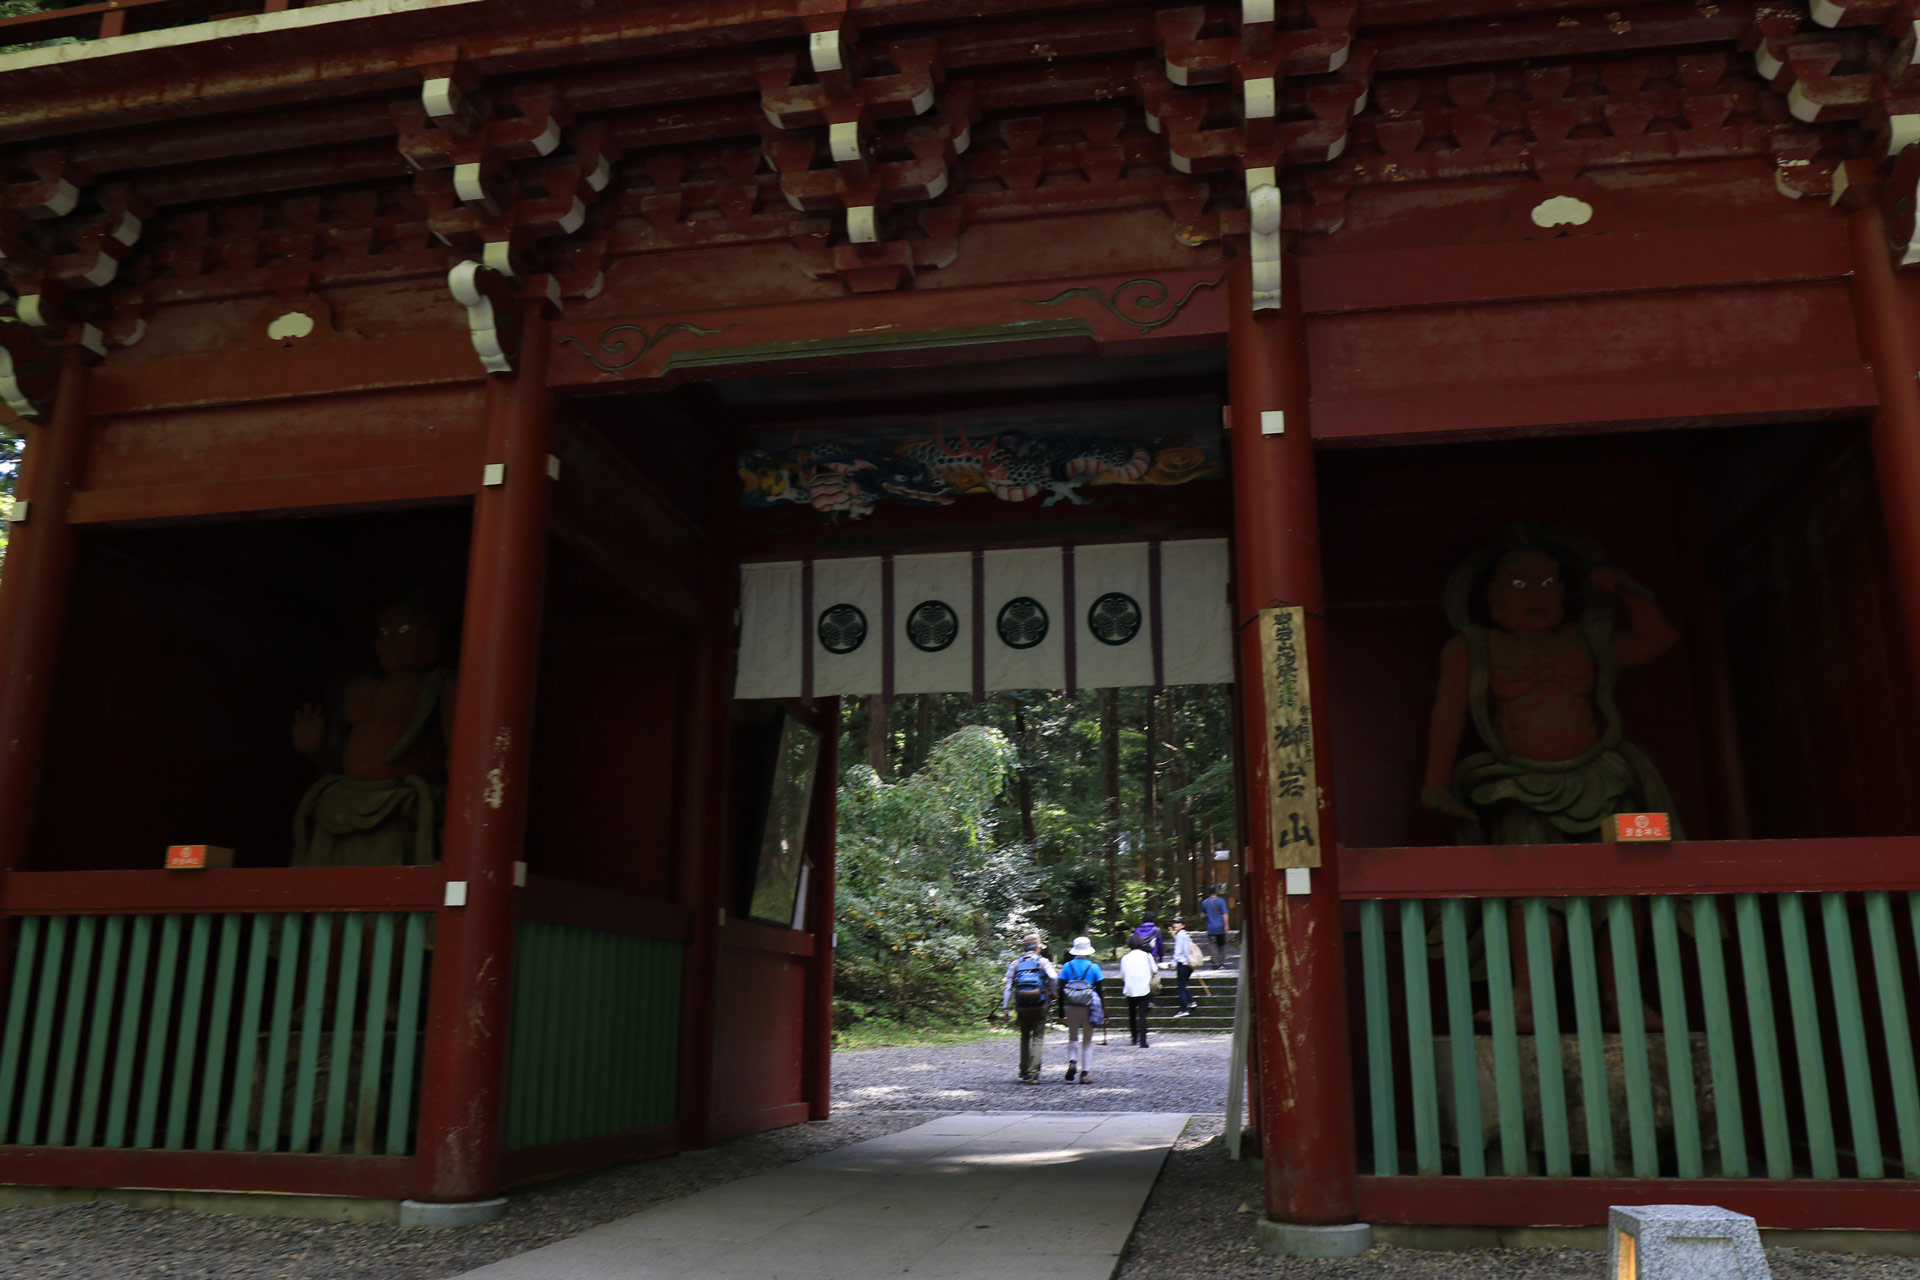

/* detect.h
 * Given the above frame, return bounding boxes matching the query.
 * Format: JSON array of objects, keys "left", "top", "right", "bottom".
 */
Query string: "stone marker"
[{"left": 1608, "top": 1205, "right": 1769, "bottom": 1280}]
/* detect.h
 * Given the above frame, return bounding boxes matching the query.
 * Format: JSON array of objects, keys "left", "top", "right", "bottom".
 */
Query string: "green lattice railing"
[
  {"left": 0, "top": 911, "right": 432, "bottom": 1155},
  {"left": 504, "top": 920, "right": 681, "bottom": 1150},
  {"left": 1356, "top": 892, "right": 1920, "bottom": 1180}
]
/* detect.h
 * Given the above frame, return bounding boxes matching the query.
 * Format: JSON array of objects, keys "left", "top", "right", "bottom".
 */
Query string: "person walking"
[
  {"left": 1120, "top": 935, "right": 1156, "bottom": 1047},
  {"left": 1056, "top": 936, "right": 1105, "bottom": 1084},
  {"left": 1170, "top": 916, "right": 1200, "bottom": 1017},
  {"left": 1129, "top": 912, "right": 1164, "bottom": 962},
  {"left": 1201, "top": 884, "right": 1230, "bottom": 968},
  {"left": 1000, "top": 933, "right": 1057, "bottom": 1084}
]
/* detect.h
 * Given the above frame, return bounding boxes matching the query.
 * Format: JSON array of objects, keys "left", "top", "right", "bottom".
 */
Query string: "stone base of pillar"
[
  {"left": 1256, "top": 1219, "right": 1374, "bottom": 1259},
  {"left": 398, "top": 1197, "right": 508, "bottom": 1229}
]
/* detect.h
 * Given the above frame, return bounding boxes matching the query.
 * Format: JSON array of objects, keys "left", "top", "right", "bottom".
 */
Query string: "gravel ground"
[{"left": 4, "top": 1029, "right": 1918, "bottom": 1279}]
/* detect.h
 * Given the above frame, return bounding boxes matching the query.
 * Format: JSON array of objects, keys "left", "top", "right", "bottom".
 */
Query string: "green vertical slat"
[
  {"left": 225, "top": 915, "right": 274, "bottom": 1151},
  {"left": 195, "top": 914, "right": 244, "bottom": 1150},
  {"left": 385, "top": 912, "right": 430, "bottom": 1157},
  {"left": 1399, "top": 900, "right": 1442, "bottom": 1176},
  {"left": 355, "top": 914, "right": 396, "bottom": 1155},
  {"left": 321, "top": 913, "right": 365, "bottom": 1155},
  {"left": 1358, "top": 901, "right": 1397, "bottom": 1175},
  {"left": 1480, "top": 900, "right": 1527, "bottom": 1177},
  {"left": 1819, "top": 892, "right": 1883, "bottom": 1179},
  {"left": 0, "top": 916, "right": 45, "bottom": 1144},
  {"left": 259, "top": 914, "right": 304, "bottom": 1153},
  {"left": 1438, "top": 899, "right": 1484, "bottom": 1176},
  {"left": 566, "top": 927, "right": 588, "bottom": 1143},
  {"left": 1606, "top": 896, "right": 1659, "bottom": 1178},
  {"left": 164, "top": 915, "right": 215, "bottom": 1149},
  {"left": 503, "top": 921, "right": 531, "bottom": 1151},
  {"left": 75, "top": 916, "right": 127, "bottom": 1147},
  {"left": 664, "top": 944, "right": 684, "bottom": 1120},
  {"left": 590, "top": 930, "right": 613, "bottom": 1139},
  {"left": 1865, "top": 893, "right": 1920, "bottom": 1178},
  {"left": 135, "top": 915, "right": 185, "bottom": 1149},
  {"left": 1778, "top": 893, "right": 1840, "bottom": 1179},
  {"left": 530, "top": 923, "right": 558, "bottom": 1148},
  {"left": 618, "top": 936, "right": 642, "bottom": 1132},
  {"left": 1523, "top": 898, "right": 1571, "bottom": 1177},
  {"left": 1563, "top": 898, "right": 1614, "bottom": 1176},
  {"left": 105, "top": 916, "right": 155, "bottom": 1148},
  {"left": 45, "top": 916, "right": 98, "bottom": 1146},
  {"left": 1649, "top": 896, "right": 1704, "bottom": 1178},
  {"left": 1735, "top": 894, "right": 1794, "bottom": 1178},
  {"left": 290, "top": 913, "right": 332, "bottom": 1153},
  {"left": 17, "top": 915, "right": 70, "bottom": 1145},
  {"left": 1691, "top": 896, "right": 1748, "bottom": 1178}
]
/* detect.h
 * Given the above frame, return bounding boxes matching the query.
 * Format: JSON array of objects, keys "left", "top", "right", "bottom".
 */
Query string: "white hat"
[{"left": 1069, "top": 936, "right": 1096, "bottom": 956}]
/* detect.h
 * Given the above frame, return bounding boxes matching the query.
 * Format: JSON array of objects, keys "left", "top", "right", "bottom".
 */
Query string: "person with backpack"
[
  {"left": 1055, "top": 936, "right": 1105, "bottom": 1084},
  {"left": 1000, "top": 933, "right": 1057, "bottom": 1084}
]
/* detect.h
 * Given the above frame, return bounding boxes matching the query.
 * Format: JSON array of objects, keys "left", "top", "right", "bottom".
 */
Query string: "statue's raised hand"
[
  {"left": 1420, "top": 784, "right": 1477, "bottom": 821},
  {"left": 291, "top": 703, "right": 326, "bottom": 758}
]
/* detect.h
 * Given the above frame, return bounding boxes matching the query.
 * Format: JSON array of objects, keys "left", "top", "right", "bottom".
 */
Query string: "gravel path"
[{"left": 4, "top": 1030, "right": 1917, "bottom": 1279}]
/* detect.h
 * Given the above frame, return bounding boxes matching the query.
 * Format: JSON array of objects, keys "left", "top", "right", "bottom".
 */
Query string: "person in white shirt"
[
  {"left": 1170, "top": 917, "right": 1200, "bottom": 1017},
  {"left": 1119, "top": 936, "right": 1156, "bottom": 1047}
]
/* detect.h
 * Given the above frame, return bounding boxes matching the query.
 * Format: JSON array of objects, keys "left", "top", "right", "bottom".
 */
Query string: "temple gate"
[{"left": 2, "top": 0, "right": 1920, "bottom": 1250}]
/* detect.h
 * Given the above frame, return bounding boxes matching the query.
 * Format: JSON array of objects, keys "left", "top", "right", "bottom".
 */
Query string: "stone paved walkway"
[{"left": 447, "top": 1111, "right": 1189, "bottom": 1280}]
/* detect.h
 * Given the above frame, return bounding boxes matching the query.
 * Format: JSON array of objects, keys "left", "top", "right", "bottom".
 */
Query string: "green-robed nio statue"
[
  {"left": 290, "top": 602, "right": 456, "bottom": 867},
  {"left": 1421, "top": 527, "right": 1682, "bottom": 844}
]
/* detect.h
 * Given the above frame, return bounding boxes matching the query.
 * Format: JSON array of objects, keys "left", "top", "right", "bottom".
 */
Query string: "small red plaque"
[
  {"left": 1603, "top": 813, "right": 1671, "bottom": 843},
  {"left": 165, "top": 845, "right": 233, "bottom": 870}
]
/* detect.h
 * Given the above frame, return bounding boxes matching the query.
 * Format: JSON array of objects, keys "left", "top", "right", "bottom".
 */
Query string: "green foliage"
[
  {"left": 834, "top": 683, "right": 1238, "bottom": 1033},
  {"left": 834, "top": 724, "right": 1033, "bottom": 1031},
  {"left": 0, "top": 430, "right": 19, "bottom": 578}
]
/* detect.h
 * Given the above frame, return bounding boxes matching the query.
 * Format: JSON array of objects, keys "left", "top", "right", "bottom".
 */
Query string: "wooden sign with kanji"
[{"left": 1259, "top": 606, "right": 1321, "bottom": 869}]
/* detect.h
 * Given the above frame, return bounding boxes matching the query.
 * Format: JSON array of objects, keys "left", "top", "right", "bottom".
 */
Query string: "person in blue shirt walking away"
[
  {"left": 1000, "top": 933, "right": 1057, "bottom": 1085},
  {"left": 1056, "top": 936, "right": 1105, "bottom": 1084},
  {"left": 1201, "top": 885, "right": 1230, "bottom": 969}
]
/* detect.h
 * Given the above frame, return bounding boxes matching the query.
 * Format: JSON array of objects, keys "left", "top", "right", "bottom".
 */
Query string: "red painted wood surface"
[
  {"left": 500, "top": 1125, "right": 679, "bottom": 1189},
  {"left": 1228, "top": 255, "right": 1359, "bottom": 1227},
  {"left": 0, "top": 866, "right": 444, "bottom": 914},
  {"left": 86, "top": 336, "right": 481, "bottom": 418},
  {"left": 1339, "top": 837, "right": 1920, "bottom": 899},
  {"left": 0, "top": 353, "right": 88, "bottom": 873},
  {"left": 516, "top": 876, "right": 688, "bottom": 940},
  {"left": 416, "top": 306, "right": 555, "bottom": 1206},
  {"left": 711, "top": 943, "right": 807, "bottom": 1135},
  {"left": 1358, "top": 1176, "right": 1920, "bottom": 1231},
  {"left": 0, "top": 1148, "right": 411, "bottom": 1200},
  {"left": 721, "top": 917, "right": 816, "bottom": 959}
]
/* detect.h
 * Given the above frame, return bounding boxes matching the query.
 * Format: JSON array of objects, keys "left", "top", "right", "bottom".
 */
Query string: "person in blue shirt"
[
  {"left": 1055, "top": 936, "right": 1105, "bottom": 1084},
  {"left": 1201, "top": 885, "right": 1230, "bottom": 968},
  {"left": 1000, "top": 934, "right": 1057, "bottom": 1084}
]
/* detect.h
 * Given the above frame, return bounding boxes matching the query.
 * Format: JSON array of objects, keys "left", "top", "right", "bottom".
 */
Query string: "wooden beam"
[
  {"left": 1359, "top": 1176, "right": 1920, "bottom": 1231},
  {"left": 0, "top": 866, "right": 445, "bottom": 914},
  {"left": 0, "top": 1147, "right": 412, "bottom": 1199},
  {"left": 1338, "top": 837, "right": 1920, "bottom": 899}
]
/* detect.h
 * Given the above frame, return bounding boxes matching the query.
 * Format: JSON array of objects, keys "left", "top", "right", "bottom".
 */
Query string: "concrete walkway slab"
[{"left": 448, "top": 1112, "right": 1189, "bottom": 1280}]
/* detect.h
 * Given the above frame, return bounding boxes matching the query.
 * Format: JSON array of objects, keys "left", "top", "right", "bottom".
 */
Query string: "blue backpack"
[{"left": 1012, "top": 955, "right": 1048, "bottom": 1007}]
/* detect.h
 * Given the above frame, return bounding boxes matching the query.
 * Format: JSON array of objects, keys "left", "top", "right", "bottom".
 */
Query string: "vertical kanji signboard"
[{"left": 1260, "top": 606, "right": 1320, "bottom": 869}]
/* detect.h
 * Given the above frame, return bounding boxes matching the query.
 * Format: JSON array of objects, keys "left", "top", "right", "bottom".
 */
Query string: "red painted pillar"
[
  {"left": 0, "top": 350, "right": 89, "bottom": 873},
  {"left": 673, "top": 566, "right": 735, "bottom": 1150},
  {"left": 1226, "top": 255, "right": 1361, "bottom": 1230},
  {"left": 415, "top": 305, "right": 555, "bottom": 1204},
  {"left": 801, "top": 698, "right": 841, "bottom": 1120},
  {"left": 1848, "top": 205, "right": 1920, "bottom": 692}
]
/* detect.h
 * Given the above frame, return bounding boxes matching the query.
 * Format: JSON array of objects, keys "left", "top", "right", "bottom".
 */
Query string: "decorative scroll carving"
[
  {"left": 1018, "top": 276, "right": 1221, "bottom": 336},
  {"left": 558, "top": 320, "right": 733, "bottom": 373}
]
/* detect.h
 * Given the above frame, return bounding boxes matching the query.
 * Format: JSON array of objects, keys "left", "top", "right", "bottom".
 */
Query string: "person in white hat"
[{"left": 1055, "top": 936, "right": 1105, "bottom": 1084}]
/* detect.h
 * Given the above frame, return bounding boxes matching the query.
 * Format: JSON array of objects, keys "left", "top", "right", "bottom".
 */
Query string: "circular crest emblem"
[
  {"left": 996, "top": 597, "right": 1050, "bottom": 650},
  {"left": 1087, "top": 592, "right": 1143, "bottom": 646},
  {"left": 906, "top": 601, "right": 959, "bottom": 653},
  {"left": 817, "top": 603, "right": 868, "bottom": 655}
]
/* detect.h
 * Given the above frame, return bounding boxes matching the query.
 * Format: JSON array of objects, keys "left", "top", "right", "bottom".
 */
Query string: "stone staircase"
[{"left": 1092, "top": 959, "right": 1238, "bottom": 1032}]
